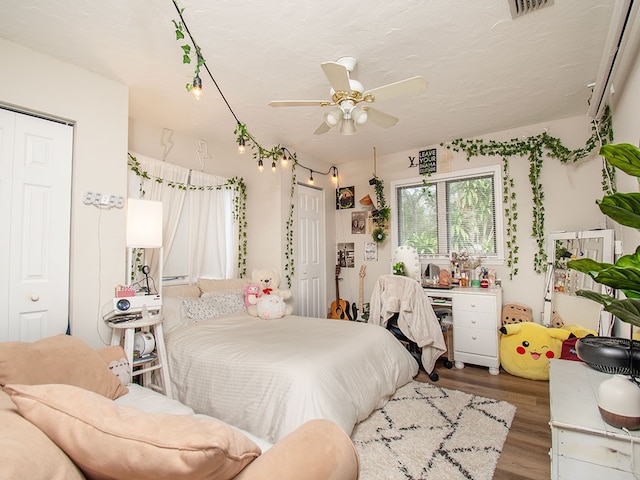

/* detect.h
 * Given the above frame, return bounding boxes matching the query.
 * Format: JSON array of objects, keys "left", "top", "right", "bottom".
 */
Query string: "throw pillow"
[
  {"left": 183, "top": 290, "right": 246, "bottom": 321},
  {"left": 96, "top": 345, "right": 131, "bottom": 387},
  {"left": 5, "top": 383, "right": 261, "bottom": 480},
  {"left": 0, "top": 334, "right": 128, "bottom": 399}
]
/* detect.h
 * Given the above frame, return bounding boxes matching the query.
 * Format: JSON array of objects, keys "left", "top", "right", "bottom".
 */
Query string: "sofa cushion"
[
  {"left": 0, "top": 389, "right": 85, "bottom": 480},
  {"left": 0, "top": 334, "right": 128, "bottom": 399},
  {"left": 5, "top": 383, "right": 262, "bottom": 480}
]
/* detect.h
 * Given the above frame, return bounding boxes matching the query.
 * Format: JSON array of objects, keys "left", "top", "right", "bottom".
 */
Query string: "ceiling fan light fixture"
[
  {"left": 353, "top": 107, "right": 368, "bottom": 125},
  {"left": 325, "top": 110, "right": 341, "bottom": 127},
  {"left": 340, "top": 118, "right": 356, "bottom": 135}
]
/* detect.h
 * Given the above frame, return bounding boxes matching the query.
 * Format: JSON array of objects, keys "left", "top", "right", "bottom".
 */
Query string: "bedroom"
[{"left": 0, "top": 0, "right": 639, "bottom": 477}]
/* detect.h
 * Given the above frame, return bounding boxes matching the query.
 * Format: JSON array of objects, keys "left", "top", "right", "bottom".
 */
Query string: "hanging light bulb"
[
  {"left": 192, "top": 75, "right": 203, "bottom": 99},
  {"left": 332, "top": 167, "right": 338, "bottom": 184},
  {"left": 237, "top": 136, "right": 246, "bottom": 154},
  {"left": 258, "top": 158, "right": 264, "bottom": 172},
  {"left": 271, "top": 160, "right": 277, "bottom": 173},
  {"left": 280, "top": 147, "right": 288, "bottom": 167},
  {"left": 309, "top": 170, "right": 314, "bottom": 185}
]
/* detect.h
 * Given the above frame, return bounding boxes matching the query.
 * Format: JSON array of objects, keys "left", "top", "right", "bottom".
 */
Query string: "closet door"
[{"left": 0, "top": 109, "right": 73, "bottom": 341}]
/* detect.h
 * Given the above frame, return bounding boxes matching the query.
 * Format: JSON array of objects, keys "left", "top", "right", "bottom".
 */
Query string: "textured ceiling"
[{"left": 0, "top": 0, "right": 616, "bottom": 164}]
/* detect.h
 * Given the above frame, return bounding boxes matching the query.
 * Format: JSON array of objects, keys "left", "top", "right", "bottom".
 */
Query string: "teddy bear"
[
  {"left": 247, "top": 268, "right": 293, "bottom": 317},
  {"left": 499, "top": 322, "right": 570, "bottom": 380}
]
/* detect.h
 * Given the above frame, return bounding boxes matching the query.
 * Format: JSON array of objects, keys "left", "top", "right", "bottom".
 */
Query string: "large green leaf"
[
  {"left": 568, "top": 248, "right": 640, "bottom": 296},
  {"left": 598, "top": 193, "right": 640, "bottom": 230},
  {"left": 600, "top": 143, "right": 640, "bottom": 178},
  {"left": 575, "top": 292, "right": 640, "bottom": 329}
]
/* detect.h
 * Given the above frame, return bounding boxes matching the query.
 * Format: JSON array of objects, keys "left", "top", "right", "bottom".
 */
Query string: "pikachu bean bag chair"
[{"left": 499, "top": 322, "right": 570, "bottom": 380}]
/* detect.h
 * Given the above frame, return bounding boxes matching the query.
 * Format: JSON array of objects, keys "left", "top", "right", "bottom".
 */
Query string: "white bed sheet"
[{"left": 165, "top": 313, "right": 418, "bottom": 443}]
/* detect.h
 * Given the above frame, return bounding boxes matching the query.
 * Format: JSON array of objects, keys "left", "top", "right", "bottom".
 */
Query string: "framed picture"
[
  {"left": 351, "top": 211, "right": 366, "bottom": 234},
  {"left": 419, "top": 148, "right": 437, "bottom": 175},
  {"left": 337, "top": 242, "right": 355, "bottom": 268},
  {"left": 364, "top": 242, "right": 378, "bottom": 261},
  {"left": 336, "top": 186, "right": 355, "bottom": 209}
]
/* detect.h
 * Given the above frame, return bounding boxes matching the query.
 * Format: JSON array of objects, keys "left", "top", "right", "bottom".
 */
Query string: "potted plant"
[{"left": 567, "top": 143, "right": 640, "bottom": 378}]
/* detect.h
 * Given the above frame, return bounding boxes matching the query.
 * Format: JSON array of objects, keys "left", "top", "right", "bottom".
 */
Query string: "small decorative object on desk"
[{"left": 597, "top": 374, "right": 640, "bottom": 430}]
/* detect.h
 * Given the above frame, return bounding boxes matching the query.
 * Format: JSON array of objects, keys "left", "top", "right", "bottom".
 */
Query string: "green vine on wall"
[
  {"left": 443, "top": 106, "right": 613, "bottom": 277},
  {"left": 128, "top": 153, "right": 248, "bottom": 277},
  {"left": 285, "top": 160, "right": 298, "bottom": 288}
]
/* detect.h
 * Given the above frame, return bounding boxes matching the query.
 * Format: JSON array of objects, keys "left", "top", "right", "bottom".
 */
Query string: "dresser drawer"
[
  {"left": 452, "top": 294, "right": 496, "bottom": 315},
  {"left": 453, "top": 311, "right": 496, "bottom": 330},
  {"left": 453, "top": 326, "right": 498, "bottom": 356}
]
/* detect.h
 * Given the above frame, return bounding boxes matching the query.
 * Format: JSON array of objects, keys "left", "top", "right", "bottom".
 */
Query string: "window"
[{"left": 391, "top": 165, "right": 503, "bottom": 261}]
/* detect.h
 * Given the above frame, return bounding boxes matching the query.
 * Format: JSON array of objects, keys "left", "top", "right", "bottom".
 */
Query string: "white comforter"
[{"left": 165, "top": 313, "right": 418, "bottom": 443}]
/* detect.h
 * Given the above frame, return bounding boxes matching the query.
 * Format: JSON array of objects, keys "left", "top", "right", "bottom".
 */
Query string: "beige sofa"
[{"left": 0, "top": 334, "right": 359, "bottom": 480}]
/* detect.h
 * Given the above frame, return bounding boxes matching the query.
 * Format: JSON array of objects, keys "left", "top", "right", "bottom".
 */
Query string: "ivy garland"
[
  {"left": 284, "top": 156, "right": 298, "bottom": 289},
  {"left": 128, "top": 153, "right": 248, "bottom": 277},
  {"left": 442, "top": 106, "right": 613, "bottom": 278}
]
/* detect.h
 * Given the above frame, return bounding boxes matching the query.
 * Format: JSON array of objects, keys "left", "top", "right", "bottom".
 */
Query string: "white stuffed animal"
[
  {"left": 257, "top": 294, "right": 287, "bottom": 320},
  {"left": 247, "top": 268, "right": 293, "bottom": 317}
]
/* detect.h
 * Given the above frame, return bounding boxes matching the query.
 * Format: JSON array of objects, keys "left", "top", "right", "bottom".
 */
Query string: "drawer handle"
[
  {"left": 471, "top": 319, "right": 477, "bottom": 324},
  {"left": 472, "top": 335, "right": 477, "bottom": 340},
  {"left": 470, "top": 303, "right": 476, "bottom": 308},
  {"left": 31, "top": 294, "right": 40, "bottom": 302}
]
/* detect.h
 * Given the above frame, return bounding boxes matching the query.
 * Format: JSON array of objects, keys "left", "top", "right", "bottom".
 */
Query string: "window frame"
[{"left": 390, "top": 164, "right": 504, "bottom": 265}]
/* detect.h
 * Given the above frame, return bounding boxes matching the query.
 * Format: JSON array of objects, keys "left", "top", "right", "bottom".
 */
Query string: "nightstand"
[{"left": 108, "top": 314, "right": 173, "bottom": 399}]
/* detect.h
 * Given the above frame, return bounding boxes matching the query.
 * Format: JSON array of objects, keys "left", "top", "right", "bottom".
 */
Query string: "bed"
[{"left": 161, "top": 281, "right": 419, "bottom": 443}]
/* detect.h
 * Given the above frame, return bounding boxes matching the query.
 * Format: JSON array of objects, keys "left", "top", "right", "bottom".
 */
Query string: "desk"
[
  {"left": 549, "top": 359, "right": 640, "bottom": 478},
  {"left": 423, "top": 286, "right": 502, "bottom": 375}
]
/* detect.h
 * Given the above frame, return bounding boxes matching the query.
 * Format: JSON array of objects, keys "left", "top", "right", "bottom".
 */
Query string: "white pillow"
[
  {"left": 162, "top": 296, "right": 191, "bottom": 333},
  {"left": 183, "top": 290, "right": 246, "bottom": 321}
]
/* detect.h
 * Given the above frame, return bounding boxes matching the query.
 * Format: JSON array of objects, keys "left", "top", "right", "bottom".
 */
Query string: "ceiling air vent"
[{"left": 509, "top": 0, "right": 554, "bottom": 18}]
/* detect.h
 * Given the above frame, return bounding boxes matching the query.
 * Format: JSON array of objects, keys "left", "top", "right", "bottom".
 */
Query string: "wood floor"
[{"left": 415, "top": 360, "right": 551, "bottom": 480}]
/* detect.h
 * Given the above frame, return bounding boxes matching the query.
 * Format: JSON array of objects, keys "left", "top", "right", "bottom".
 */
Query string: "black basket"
[{"left": 576, "top": 336, "right": 640, "bottom": 377}]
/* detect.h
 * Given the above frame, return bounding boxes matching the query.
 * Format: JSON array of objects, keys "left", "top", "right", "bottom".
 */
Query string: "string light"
[
  {"left": 170, "top": 3, "right": 345, "bottom": 188},
  {"left": 191, "top": 74, "right": 202, "bottom": 98}
]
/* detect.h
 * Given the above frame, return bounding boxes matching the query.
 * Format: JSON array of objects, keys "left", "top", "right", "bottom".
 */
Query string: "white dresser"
[
  {"left": 423, "top": 286, "right": 502, "bottom": 375},
  {"left": 549, "top": 359, "right": 640, "bottom": 479}
]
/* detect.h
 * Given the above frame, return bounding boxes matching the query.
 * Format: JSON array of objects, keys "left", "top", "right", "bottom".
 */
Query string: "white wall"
[
  {"left": 0, "top": 38, "right": 128, "bottom": 348},
  {"left": 334, "top": 115, "right": 609, "bottom": 324}
]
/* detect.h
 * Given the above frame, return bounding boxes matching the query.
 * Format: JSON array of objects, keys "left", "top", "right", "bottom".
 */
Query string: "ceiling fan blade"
[
  {"left": 366, "top": 107, "right": 399, "bottom": 128},
  {"left": 364, "top": 76, "right": 428, "bottom": 103},
  {"left": 313, "top": 122, "right": 331, "bottom": 135},
  {"left": 320, "top": 62, "right": 351, "bottom": 92},
  {"left": 269, "top": 100, "right": 328, "bottom": 107}
]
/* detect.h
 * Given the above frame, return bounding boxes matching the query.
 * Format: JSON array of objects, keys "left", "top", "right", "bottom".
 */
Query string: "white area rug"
[{"left": 352, "top": 380, "right": 516, "bottom": 480}]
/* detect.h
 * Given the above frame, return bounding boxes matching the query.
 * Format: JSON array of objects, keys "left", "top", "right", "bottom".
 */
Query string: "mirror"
[{"left": 542, "top": 229, "right": 614, "bottom": 335}]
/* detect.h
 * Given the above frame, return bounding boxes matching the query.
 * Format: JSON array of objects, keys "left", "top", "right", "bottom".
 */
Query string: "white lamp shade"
[{"left": 126, "top": 199, "right": 163, "bottom": 248}]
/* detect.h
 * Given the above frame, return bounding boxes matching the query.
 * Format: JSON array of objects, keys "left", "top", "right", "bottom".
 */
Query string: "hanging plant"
[
  {"left": 127, "top": 153, "right": 248, "bottom": 277},
  {"left": 443, "top": 106, "right": 613, "bottom": 277},
  {"left": 371, "top": 177, "right": 390, "bottom": 243}
]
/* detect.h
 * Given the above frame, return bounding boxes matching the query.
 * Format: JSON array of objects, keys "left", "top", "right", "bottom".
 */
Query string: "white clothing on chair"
[{"left": 369, "top": 274, "right": 446, "bottom": 373}]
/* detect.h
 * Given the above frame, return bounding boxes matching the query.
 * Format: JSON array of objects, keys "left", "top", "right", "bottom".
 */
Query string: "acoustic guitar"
[{"left": 330, "top": 264, "right": 352, "bottom": 320}]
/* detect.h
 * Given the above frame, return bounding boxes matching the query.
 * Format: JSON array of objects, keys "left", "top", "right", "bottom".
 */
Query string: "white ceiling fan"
[{"left": 268, "top": 56, "right": 428, "bottom": 135}]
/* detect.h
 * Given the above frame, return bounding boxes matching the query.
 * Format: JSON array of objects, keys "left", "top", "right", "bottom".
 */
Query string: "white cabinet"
[
  {"left": 424, "top": 286, "right": 502, "bottom": 375},
  {"left": 549, "top": 359, "right": 640, "bottom": 479}
]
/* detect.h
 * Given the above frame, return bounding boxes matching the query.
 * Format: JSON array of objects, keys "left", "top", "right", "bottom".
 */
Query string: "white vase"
[{"left": 597, "top": 374, "right": 640, "bottom": 430}]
